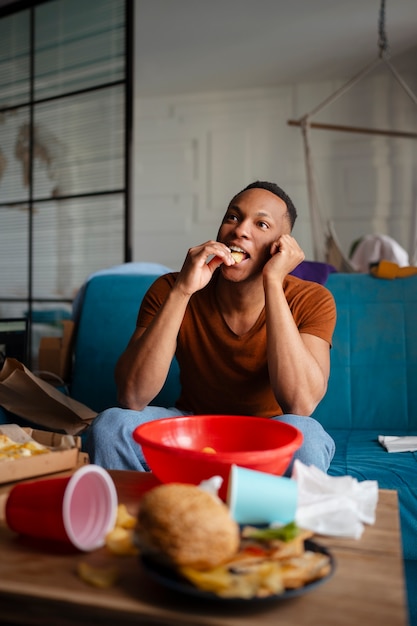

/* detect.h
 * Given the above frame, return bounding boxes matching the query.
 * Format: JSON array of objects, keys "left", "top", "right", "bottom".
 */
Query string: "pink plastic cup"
[{"left": 5, "top": 465, "right": 118, "bottom": 551}]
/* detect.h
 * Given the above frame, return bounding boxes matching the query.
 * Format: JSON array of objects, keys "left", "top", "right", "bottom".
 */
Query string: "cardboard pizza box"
[{"left": 0, "top": 425, "right": 87, "bottom": 485}]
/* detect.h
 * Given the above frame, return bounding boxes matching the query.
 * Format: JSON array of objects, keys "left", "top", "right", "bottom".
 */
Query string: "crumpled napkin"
[
  {"left": 199, "top": 475, "right": 223, "bottom": 500},
  {"left": 378, "top": 435, "right": 417, "bottom": 453},
  {"left": 291, "top": 460, "right": 379, "bottom": 539}
]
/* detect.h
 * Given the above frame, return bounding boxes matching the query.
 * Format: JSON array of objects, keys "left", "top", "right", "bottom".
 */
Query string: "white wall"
[
  {"left": 132, "top": 71, "right": 417, "bottom": 270},
  {"left": 132, "top": 86, "right": 309, "bottom": 270}
]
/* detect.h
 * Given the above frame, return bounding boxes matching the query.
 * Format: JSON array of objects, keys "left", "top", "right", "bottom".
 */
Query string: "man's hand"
[
  {"left": 175, "top": 240, "right": 235, "bottom": 297},
  {"left": 263, "top": 234, "right": 305, "bottom": 282},
  {"left": 263, "top": 234, "right": 330, "bottom": 416}
]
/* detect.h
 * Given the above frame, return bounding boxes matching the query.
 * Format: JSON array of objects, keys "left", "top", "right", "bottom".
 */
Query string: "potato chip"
[
  {"left": 230, "top": 251, "right": 244, "bottom": 264},
  {"left": 280, "top": 551, "right": 332, "bottom": 589}
]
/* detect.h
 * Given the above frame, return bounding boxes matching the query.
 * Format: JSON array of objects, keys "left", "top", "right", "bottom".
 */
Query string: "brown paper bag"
[{"left": 0, "top": 358, "right": 97, "bottom": 435}]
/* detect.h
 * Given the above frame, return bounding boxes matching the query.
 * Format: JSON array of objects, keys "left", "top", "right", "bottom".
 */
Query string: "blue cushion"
[
  {"left": 314, "top": 274, "right": 417, "bottom": 430},
  {"left": 0, "top": 406, "right": 11, "bottom": 424},
  {"left": 328, "top": 429, "right": 417, "bottom": 561},
  {"left": 70, "top": 273, "right": 180, "bottom": 412},
  {"left": 72, "top": 262, "right": 173, "bottom": 324},
  {"left": 404, "top": 560, "right": 417, "bottom": 626},
  {"left": 0, "top": 407, "right": 54, "bottom": 432},
  {"left": 328, "top": 427, "right": 417, "bottom": 622}
]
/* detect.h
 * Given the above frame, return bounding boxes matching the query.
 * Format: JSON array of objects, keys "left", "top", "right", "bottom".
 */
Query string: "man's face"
[{"left": 217, "top": 187, "right": 291, "bottom": 278}]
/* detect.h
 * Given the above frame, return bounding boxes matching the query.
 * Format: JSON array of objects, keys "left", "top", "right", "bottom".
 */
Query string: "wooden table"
[{"left": 0, "top": 471, "right": 409, "bottom": 626}]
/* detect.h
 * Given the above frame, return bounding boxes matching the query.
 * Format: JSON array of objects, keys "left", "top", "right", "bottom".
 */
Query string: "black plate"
[{"left": 140, "top": 539, "right": 335, "bottom": 603}]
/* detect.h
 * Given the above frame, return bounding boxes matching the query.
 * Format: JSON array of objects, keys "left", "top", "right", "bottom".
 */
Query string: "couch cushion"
[
  {"left": 404, "top": 560, "right": 417, "bottom": 626},
  {"left": 313, "top": 274, "right": 417, "bottom": 431},
  {"left": 328, "top": 428, "right": 417, "bottom": 561},
  {"left": 70, "top": 273, "right": 180, "bottom": 412}
]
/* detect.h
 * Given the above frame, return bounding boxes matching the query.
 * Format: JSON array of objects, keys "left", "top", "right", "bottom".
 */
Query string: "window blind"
[{"left": 0, "top": 0, "right": 131, "bottom": 366}]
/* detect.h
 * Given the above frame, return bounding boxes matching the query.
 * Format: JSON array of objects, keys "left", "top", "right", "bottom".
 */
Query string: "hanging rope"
[
  {"left": 378, "top": 0, "right": 389, "bottom": 58},
  {"left": 300, "top": 118, "right": 326, "bottom": 262},
  {"left": 292, "top": 57, "right": 380, "bottom": 124},
  {"left": 376, "top": 0, "right": 417, "bottom": 108}
]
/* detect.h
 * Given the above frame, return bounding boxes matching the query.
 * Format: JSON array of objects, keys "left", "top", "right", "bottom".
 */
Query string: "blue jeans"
[{"left": 85, "top": 407, "right": 335, "bottom": 476}]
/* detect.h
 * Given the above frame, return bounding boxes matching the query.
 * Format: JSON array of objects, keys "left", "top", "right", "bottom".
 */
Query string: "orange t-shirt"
[{"left": 137, "top": 271, "right": 336, "bottom": 417}]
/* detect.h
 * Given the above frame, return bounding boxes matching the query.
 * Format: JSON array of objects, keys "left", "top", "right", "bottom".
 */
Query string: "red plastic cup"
[{"left": 5, "top": 465, "right": 118, "bottom": 551}]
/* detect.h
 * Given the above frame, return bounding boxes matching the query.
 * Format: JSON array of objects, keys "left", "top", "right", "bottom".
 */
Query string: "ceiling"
[
  {"left": 1, "top": 0, "right": 416, "bottom": 98},
  {"left": 134, "top": 0, "right": 417, "bottom": 97}
]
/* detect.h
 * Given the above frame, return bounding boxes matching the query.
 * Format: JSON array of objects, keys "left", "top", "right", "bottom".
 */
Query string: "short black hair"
[{"left": 238, "top": 180, "right": 297, "bottom": 229}]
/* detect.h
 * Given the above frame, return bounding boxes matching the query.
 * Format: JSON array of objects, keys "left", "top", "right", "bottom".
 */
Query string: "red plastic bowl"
[{"left": 132, "top": 415, "right": 303, "bottom": 500}]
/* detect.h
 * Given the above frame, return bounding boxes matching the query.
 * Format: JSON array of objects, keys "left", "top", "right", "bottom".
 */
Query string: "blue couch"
[{"left": 2, "top": 267, "right": 417, "bottom": 623}]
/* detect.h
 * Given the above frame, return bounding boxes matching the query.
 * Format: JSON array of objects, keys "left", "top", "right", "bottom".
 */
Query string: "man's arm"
[
  {"left": 115, "top": 287, "right": 189, "bottom": 410},
  {"left": 263, "top": 235, "right": 332, "bottom": 416},
  {"left": 115, "top": 241, "right": 235, "bottom": 410}
]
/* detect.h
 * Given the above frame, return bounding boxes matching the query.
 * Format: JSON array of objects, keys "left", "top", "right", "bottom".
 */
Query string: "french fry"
[
  {"left": 106, "top": 526, "right": 138, "bottom": 556},
  {"left": 77, "top": 562, "right": 119, "bottom": 588},
  {"left": 105, "top": 504, "right": 138, "bottom": 555},
  {"left": 179, "top": 524, "right": 331, "bottom": 599},
  {"left": 115, "top": 503, "right": 137, "bottom": 529}
]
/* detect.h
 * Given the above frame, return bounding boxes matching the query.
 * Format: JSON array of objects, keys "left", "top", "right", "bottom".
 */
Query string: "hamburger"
[
  {"left": 136, "top": 483, "right": 240, "bottom": 570},
  {"left": 136, "top": 484, "right": 332, "bottom": 599}
]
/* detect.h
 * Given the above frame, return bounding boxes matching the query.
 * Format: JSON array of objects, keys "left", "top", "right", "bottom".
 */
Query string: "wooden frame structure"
[{"left": 287, "top": 1, "right": 417, "bottom": 265}]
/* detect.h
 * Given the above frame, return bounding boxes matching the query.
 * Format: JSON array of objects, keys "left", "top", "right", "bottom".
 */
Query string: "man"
[{"left": 85, "top": 181, "right": 336, "bottom": 474}]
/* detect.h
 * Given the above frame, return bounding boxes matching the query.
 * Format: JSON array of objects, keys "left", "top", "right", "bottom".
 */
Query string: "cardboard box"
[
  {"left": 38, "top": 320, "right": 75, "bottom": 383},
  {"left": 0, "top": 426, "right": 87, "bottom": 485}
]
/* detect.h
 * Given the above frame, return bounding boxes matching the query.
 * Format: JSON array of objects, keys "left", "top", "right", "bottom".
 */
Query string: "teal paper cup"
[{"left": 227, "top": 464, "right": 298, "bottom": 525}]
